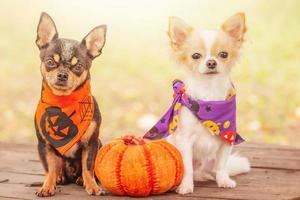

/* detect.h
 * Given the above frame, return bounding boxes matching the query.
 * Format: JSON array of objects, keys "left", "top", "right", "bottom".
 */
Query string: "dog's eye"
[
  {"left": 45, "top": 58, "right": 56, "bottom": 68},
  {"left": 218, "top": 51, "right": 228, "bottom": 59},
  {"left": 192, "top": 53, "right": 202, "bottom": 60},
  {"left": 73, "top": 63, "right": 84, "bottom": 72}
]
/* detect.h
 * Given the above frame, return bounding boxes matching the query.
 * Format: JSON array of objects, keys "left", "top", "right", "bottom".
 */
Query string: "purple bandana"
[{"left": 143, "top": 79, "right": 244, "bottom": 145}]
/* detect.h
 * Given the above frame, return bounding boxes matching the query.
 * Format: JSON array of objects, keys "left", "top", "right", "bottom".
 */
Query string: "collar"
[
  {"left": 41, "top": 80, "right": 92, "bottom": 107},
  {"left": 35, "top": 80, "right": 94, "bottom": 155},
  {"left": 144, "top": 79, "right": 244, "bottom": 145}
]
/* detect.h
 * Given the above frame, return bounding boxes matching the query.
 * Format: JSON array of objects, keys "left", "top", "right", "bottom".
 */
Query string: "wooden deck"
[{"left": 0, "top": 143, "right": 300, "bottom": 200}]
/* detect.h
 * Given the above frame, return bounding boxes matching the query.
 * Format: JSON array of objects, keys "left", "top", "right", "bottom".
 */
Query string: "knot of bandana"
[
  {"left": 172, "top": 79, "right": 188, "bottom": 99},
  {"left": 144, "top": 79, "right": 244, "bottom": 145},
  {"left": 173, "top": 79, "right": 185, "bottom": 94}
]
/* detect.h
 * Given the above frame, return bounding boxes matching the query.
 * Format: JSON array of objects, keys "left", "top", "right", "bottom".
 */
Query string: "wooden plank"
[
  {"left": 236, "top": 144, "right": 300, "bottom": 170},
  {"left": 1, "top": 142, "right": 300, "bottom": 200},
  {"left": 1, "top": 168, "right": 300, "bottom": 200},
  {"left": 0, "top": 183, "right": 215, "bottom": 200},
  {"left": 238, "top": 143, "right": 300, "bottom": 150},
  {"left": 0, "top": 147, "right": 43, "bottom": 175},
  {"left": 0, "top": 172, "right": 43, "bottom": 185},
  {"left": 1, "top": 164, "right": 300, "bottom": 200},
  {"left": 1, "top": 143, "right": 299, "bottom": 174},
  {"left": 0, "top": 143, "right": 37, "bottom": 153}
]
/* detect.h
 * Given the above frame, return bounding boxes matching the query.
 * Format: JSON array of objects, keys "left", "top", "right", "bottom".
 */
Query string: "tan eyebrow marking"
[
  {"left": 53, "top": 53, "right": 60, "bottom": 63},
  {"left": 71, "top": 57, "right": 78, "bottom": 65}
]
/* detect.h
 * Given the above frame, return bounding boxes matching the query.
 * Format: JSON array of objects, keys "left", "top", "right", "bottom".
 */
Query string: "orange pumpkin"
[{"left": 95, "top": 135, "right": 183, "bottom": 197}]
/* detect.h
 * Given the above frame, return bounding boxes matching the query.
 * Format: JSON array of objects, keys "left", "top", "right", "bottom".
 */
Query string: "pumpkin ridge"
[
  {"left": 115, "top": 144, "right": 127, "bottom": 194},
  {"left": 157, "top": 141, "right": 183, "bottom": 186},
  {"left": 142, "top": 144, "right": 157, "bottom": 194},
  {"left": 96, "top": 141, "right": 120, "bottom": 165}
]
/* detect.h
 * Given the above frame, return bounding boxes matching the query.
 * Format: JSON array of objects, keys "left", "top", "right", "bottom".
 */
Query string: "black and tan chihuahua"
[{"left": 34, "top": 12, "right": 106, "bottom": 197}]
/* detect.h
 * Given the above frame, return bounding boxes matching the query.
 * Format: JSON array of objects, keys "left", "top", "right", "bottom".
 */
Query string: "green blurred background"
[{"left": 0, "top": 0, "right": 300, "bottom": 147}]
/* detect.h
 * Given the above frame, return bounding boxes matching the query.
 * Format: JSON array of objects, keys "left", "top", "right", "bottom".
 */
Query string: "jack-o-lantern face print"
[{"left": 40, "top": 106, "right": 78, "bottom": 148}]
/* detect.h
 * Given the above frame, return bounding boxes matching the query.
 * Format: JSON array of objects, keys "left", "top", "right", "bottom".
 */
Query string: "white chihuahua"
[{"left": 166, "top": 13, "right": 250, "bottom": 194}]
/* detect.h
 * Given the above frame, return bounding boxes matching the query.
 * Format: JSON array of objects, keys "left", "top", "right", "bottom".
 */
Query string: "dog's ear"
[
  {"left": 36, "top": 12, "right": 58, "bottom": 49},
  {"left": 81, "top": 25, "right": 107, "bottom": 59},
  {"left": 168, "top": 16, "right": 193, "bottom": 46},
  {"left": 221, "top": 12, "right": 246, "bottom": 41}
]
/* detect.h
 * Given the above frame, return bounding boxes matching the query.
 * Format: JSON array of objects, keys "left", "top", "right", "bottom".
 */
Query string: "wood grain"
[{"left": 0, "top": 142, "right": 299, "bottom": 200}]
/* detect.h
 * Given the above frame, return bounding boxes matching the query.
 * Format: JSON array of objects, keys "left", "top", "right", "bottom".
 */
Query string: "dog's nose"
[
  {"left": 57, "top": 72, "right": 68, "bottom": 81},
  {"left": 206, "top": 59, "right": 217, "bottom": 69}
]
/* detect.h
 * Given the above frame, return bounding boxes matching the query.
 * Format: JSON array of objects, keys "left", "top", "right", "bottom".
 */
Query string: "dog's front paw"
[
  {"left": 56, "top": 174, "right": 67, "bottom": 185},
  {"left": 85, "top": 181, "right": 105, "bottom": 196},
  {"left": 36, "top": 185, "right": 56, "bottom": 197},
  {"left": 216, "top": 171, "right": 236, "bottom": 188},
  {"left": 176, "top": 179, "right": 194, "bottom": 195},
  {"left": 217, "top": 177, "right": 236, "bottom": 188},
  {"left": 75, "top": 176, "right": 83, "bottom": 186}
]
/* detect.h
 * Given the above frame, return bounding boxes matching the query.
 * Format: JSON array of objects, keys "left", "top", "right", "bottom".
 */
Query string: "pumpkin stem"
[{"left": 122, "top": 135, "right": 146, "bottom": 145}]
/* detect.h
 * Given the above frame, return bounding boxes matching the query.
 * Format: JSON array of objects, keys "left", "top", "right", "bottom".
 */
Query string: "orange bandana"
[{"left": 35, "top": 80, "right": 94, "bottom": 155}]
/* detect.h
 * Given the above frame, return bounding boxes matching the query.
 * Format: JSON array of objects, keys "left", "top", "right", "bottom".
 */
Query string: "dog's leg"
[
  {"left": 35, "top": 120, "right": 48, "bottom": 172},
  {"left": 36, "top": 145, "right": 62, "bottom": 197},
  {"left": 56, "top": 160, "right": 67, "bottom": 185},
  {"left": 81, "top": 131, "right": 104, "bottom": 195},
  {"left": 78, "top": 139, "right": 102, "bottom": 186},
  {"left": 216, "top": 143, "right": 236, "bottom": 188},
  {"left": 37, "top": 139, "right": 48, "bottom": 172},
  {"left": 175, "top": 136, "right": 194, "bottom": 195},
  {"left": 193, "top": 158, "right": 215, "bottom": 181}
]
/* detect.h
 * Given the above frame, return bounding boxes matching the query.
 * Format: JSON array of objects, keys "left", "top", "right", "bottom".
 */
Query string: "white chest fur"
[
  {"left": 185, "top": 74, "right": 232, "bottom": 101},
  {"left": 167, "top": 74, "right": 232, "bottom": 163}
]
